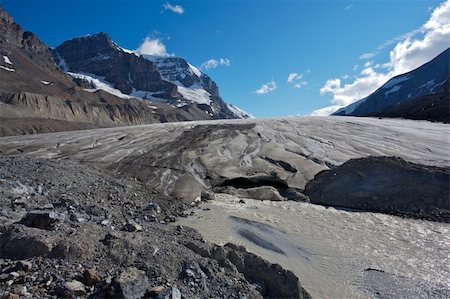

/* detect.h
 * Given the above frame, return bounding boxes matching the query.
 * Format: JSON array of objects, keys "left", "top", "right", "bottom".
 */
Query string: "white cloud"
[
  {"left": 359, "top": 52, "right": 375, "bottom": 60},
  {"left": 311, "top": 105, "right": 342, "bottom": 116},
  {"left": 294, "top": 82, "right": 308, "bottom": 89},
  {"left": 287, "top": 69, "right": 310, "bottom": 88},
  {"left": 364, "top": 61, "right": 373, "bottom": 67},
  {"left": 254, "top": 80, "right": 277, "bottom": 95},
  {"left": 135, "top": 37, "right": 168, "bottom": 56},
  {"left": 201, "top": 58, "right": 230, "bottom": 70},
  {"left": 287, "top": 72, "right": 299, "bottom": 83},
  {"left": 314, "top": 0, "right": 450, "bottom": 116},
  {"left": 345, "top": 3, "right": 354, "bottom": 10},
  {"left": 163, "top": 2, "right": 184, "bottom": 14}
]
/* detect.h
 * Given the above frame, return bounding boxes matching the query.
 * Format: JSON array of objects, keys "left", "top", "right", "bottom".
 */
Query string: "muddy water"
[{"left": 176, "top": 194, "right": 450, "bottom": 299}]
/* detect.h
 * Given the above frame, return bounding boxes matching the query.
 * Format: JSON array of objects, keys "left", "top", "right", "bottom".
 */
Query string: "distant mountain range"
[
  {"left": 0, "top": 6, "right": 250, "bottom": 136},
  {"left": 333, "top": 48, "right": 449, "bottom": 123}
]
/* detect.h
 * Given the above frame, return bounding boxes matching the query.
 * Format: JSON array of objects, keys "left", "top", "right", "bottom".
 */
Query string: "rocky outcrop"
[
  {"left": 53, "top": 33, "right": 244, "bottom": 119},
  {"left": 372, "top": 77, "right": 449, "bottom": 123},
  {"left": 53, "top": 33, "right": 177, "bottom": 97},
  {"left": 304, "top": 156, "right": 450, "bottom": 222}
]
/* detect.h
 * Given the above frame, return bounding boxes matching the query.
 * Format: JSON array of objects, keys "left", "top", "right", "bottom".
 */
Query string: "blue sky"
[{"left": 2, "top": 0, "right": 448, "bottom": 117}]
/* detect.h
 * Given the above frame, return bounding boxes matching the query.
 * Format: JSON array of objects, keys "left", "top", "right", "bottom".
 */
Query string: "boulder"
[
  {"left": 156, "top": 287, "right": 181, "bottom": 299},
  {"left": 110, "top": 267, "right": 149, "bottom": 299},
  {"left": 60, "top": 280, "right": 86, "bottom": 298},
  {"left": 122, "top": 220, "right": 142, "bottom": 232},
  {"left": 20, "top": 211, "right": 65, "bottom": 230},
  {"left": 83, "top": 267, "right": 100, "bottom": 286},
  {"left": 144, "top": 203, "right": 161, "bottom": 214}
]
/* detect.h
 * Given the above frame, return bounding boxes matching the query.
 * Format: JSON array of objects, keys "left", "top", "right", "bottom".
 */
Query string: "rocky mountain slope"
[
  {"left": 333, "top": 48, "right": 450, "bottom": 123},
  {"left": 53, "top": 33, "right": 248, "bottom": 120},
  {"left": 0, "top": 6, "right": 249, "bottom": 137}
]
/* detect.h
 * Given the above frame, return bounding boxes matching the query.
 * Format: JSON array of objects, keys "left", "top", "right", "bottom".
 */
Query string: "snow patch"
[
  {"left": 177, "top": 84, "right": 212, "bottom": 105},
  {"left": 53, "top": 50, "right": 68, "bottom": 71},
  {"left": 3, "top": 56, "right": 12, "bottom": 65},
  {"left": 385, "top": 85, "right": 401, "bottom": 97},
  {"left": 119, "top": 47, "right": 135, "bottom": 54},
  {"left": 382, "top": 75, "right": 411, "bottom": 89},
  {"left": 41, "top": 80, "right": 52, "bottom": 85},
  {"left": 430, "top": 79, "right": 446, "bottom": 92},
  {"left": 226, "top": 103, "right": 254, "bottom": 119},
  {"left": 187, "top": 63, "right": 202, "bottom": 77},
  {"left": 130, "top": 88, "right": 163, "bottom": 101},
  {"left": 68, "top": 72, "right": 134, "bottom": 99},
  {"left": 335, "top": 98, "right": 367, "bottom": 115},
  {"left": 0, "top": 65, "right": 15, "bottom": 72}
]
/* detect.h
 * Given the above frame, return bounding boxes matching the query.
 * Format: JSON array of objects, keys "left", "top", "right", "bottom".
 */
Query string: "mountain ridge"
[
  {"left": 52, "top": 32, "right": 249, "bottom": 119},
  {"left": 332, "top": 48, "right": 449, "bottom": 123},
  {"left": 0, "top": 6, "right": 250, "bottom": 137}
]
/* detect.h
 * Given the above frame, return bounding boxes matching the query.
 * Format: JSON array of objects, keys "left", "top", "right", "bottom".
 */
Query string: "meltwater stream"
[{"left": 176, "top": 194, "right": 450, "bottom": 299}]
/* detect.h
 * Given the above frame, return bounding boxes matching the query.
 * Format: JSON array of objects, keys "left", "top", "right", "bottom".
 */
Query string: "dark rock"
[
  {"left": 0, "top": 225, "right": 53, "bottom": 259},
  {"left": 238, "top": 199, "right": 246, "bottom": 204},
  {"left": 146, "top": 285, "right": 165, "bottom": 297},
  {"left": 83, "top": 267, "right": 100, "bottom": 286},
  {"left": 69, "top": 212, "right": 89, "bottom": 223},
  {"left": 156, "top": 287, "right": 181, "bottom": 299},
  {"left": 185, "top": 242, "right": 211, "bottom": 258},
  {"left": 20, "top": 211, "right": 65, "bottom": 230},
  {"left": 144, "top": 203, "right": 161, "bottom": 214},
  {"left": 59, "top": 280, "right": 86, "bottom": 298},
  {"left": 49, "top": 240, "right": 83, "bottom": 259},
  {"left": 305, "top": 156, "right": 450, "bottom": 222},
  {"left": 15, "top": 260, "right": 32, "bottom": 272},
  {"left": 101, "top": 231, "right": 121, "bottom": 245},
  {"left": 122, "top": 219, "right": 143, "bottom": 232},
  {"left": 164, "top": 215, "right": 176, "bottom": 223},
  {"left": 200, "top": 190, "right": 215, "bottom": 201},
  {"left": 109, "top": 267, "right": 149, "bottom": 299}
]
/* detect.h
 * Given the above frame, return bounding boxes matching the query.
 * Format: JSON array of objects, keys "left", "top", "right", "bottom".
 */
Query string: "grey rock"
[
  {"left": 83, "top": 267, "right": 100, "bottom": 286},
  {"left": 156, "top": 287, "right": 181, "bottom": 299},
  {"left": 146, "top": 285, "right": 165, "bottom": 297},
  {"left": 164, "top": 215, "right": 176, "bottom": 223},
  {"left": 200, "top": 190, "right": 215, "bottom": 201},
  {"left": 14, "top": 261, "right": 32, "bottom": 272},
  {"left": 305, "top": 156, "right": 450, "bottom": 222},
  {"left": 144, "top": 203, "right": 161, "bottom": 214},
  {"left": 110, "top": 267, "right": 149, "bottom": 299},
  {"left": 122, "top": 220, "right": 142, "bottom": 232},
  {"left": 21, "top": 211, "right": 65, "bottom": 230},
  {"left": 0, "top": 225, "right": 53, "bottom": 258},
  {"left": 61, "top": 280, "right": 86, "bottom": 297}
]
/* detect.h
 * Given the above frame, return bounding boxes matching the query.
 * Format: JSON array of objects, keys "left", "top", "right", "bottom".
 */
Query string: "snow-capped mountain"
[
  {"left": 333, "top": 48, "right": 449, "bottom": 122},
  {"left": 52, "top": 33, "right": 252, "bottom": 119}
]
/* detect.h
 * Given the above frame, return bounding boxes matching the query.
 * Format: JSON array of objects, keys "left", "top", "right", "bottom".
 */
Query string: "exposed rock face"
[
  {"left": 304, "top": 156, "right": 450, "bottom": 222},
  {"left": 53, "top": 33, "right": 175, "bottom": 97},
  {"left": 373, "top": 77, "right": 449, "bottom": 123},
  {"left": 53, "top": 33, "right": 244, "bottom": 119},
  {"left": 333, "top": 48, "right": 450, "bottom": 123}
]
